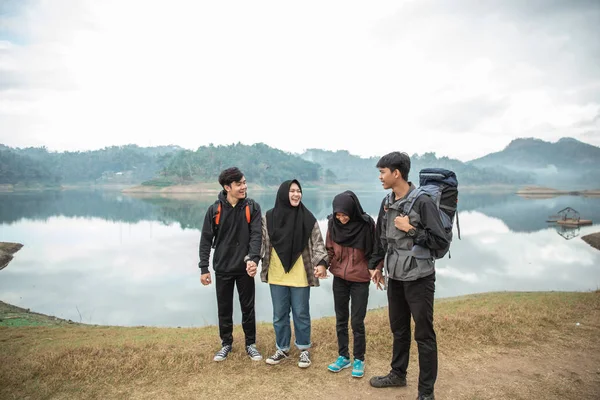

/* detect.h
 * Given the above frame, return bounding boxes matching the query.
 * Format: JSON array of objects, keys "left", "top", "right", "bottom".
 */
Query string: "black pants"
[
  {"left": 388, "top": 273, "right": 437, "bottom": 395},
  {"left": 215, "top": 273, "right": 256, "bottom": 347},
  {"left": 333, "top": 276, "right": 370, "bottom": 361}
]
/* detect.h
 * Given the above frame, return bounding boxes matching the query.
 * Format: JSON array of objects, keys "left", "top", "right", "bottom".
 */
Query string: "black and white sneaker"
[
  {"left": 213, "top": 344, "right": 232, "bottom": 362},
  {"left": 298, "top": 350, "right": 311, "bottom": 368},
  {"left": 246, "top": 344, "right": 263, "bottom": 361},
  {"left": 265, "top": 349, "right": 289, "bottom": 365}
]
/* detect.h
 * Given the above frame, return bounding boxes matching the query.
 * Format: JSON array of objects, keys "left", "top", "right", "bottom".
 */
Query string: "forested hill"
[
  {"left": 0, "top": 144, "right": 182, "bottom": 186},
  {"left": 2, "top": 138, "right": 597, "bottom": 188},
  {"left": 149, "top": 143, "right": 328, "bottom": 187}
]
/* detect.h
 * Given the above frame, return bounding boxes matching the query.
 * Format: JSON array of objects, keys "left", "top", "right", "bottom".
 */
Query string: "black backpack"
[{"left": 403, "top": 168, "right": 460, "bottom": 259}]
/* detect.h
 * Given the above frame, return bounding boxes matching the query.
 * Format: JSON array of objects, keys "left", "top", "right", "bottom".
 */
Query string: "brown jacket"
[
  {"left": 260, "top": 216, "right": 328, "bottom": 287},
  {"left": 326, "top": 230, "right": 377, "bottom": 283}
]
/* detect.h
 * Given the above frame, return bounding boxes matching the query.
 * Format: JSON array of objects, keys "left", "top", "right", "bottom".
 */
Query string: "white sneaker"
[{"left": 246, "top": 344, "right": 263, "bottom": 361}]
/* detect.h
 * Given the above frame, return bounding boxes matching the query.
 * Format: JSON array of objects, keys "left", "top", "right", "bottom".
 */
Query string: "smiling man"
[{"left": 198, "top": 167, "right": 263, "bottom": 362}]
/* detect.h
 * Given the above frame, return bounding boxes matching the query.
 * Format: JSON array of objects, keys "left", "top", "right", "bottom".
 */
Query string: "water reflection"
[{"left": 0, "top": 190, "right": 599, "bottom": 327}]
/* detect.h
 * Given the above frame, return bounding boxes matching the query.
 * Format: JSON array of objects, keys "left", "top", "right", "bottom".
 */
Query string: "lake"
[{"left": 1, "top": 189, "right": 599, "bottom": 327}]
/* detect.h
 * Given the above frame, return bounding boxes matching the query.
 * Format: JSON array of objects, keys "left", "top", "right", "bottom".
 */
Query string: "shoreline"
[{"left": 1, "top": 289, "right": 597, "bottom": 328}]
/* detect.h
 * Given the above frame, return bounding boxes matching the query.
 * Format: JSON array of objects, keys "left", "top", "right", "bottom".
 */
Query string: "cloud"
[{"left": 0, "top": 0, "right": 598, "bottom": 160}]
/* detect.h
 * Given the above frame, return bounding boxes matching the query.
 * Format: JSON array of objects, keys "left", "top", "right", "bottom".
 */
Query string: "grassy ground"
[{"left": 1, "top": 291, "right": 599, "bottom": 399}]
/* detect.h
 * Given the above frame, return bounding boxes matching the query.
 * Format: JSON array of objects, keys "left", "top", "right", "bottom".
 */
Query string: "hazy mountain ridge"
[
  {"left": 468, "top": 137, "right": 600, "bottom": 187},
  {"left": 1, "top": 138, "right": 598, "bottom": 188}
]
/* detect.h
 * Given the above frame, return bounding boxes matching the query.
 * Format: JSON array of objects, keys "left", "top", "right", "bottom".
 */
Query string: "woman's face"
[
  {"left": 289, "top": 183, "right": 302, "bottom": 207},
  {"left": 335, "top": 212, "right": 350, "bottom": 225}
]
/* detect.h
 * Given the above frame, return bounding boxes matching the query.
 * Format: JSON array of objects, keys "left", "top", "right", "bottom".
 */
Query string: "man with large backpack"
[
  {"left": 368, "top": 152, "right": 451, "bottom": 400},
  {"left": 198, "top": 167, "right": 263, "bottom": 362}
]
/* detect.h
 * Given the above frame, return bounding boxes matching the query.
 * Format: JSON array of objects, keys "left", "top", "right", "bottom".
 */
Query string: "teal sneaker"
[
  {"left": 351, "top": 359, "right": 365, "bottom": 378},
  {"left": 327, "top": 356, "right": 351, "bottom": 372}
]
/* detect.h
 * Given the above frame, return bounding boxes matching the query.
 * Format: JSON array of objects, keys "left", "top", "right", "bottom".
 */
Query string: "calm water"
[{"left": 1, "top": 189, "right": 599, "bottom": 327}]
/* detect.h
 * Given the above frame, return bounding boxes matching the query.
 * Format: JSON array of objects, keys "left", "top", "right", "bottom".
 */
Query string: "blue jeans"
[{"left": 269, "top": 284, "right": 311, "bottom": 351}]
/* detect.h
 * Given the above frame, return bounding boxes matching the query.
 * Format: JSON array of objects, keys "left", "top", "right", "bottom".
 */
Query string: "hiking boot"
[
  {"left": 265, "top": 349, "right": 289, "bottom": 365},
  {"left": 417, "top": 394, "right": 435, "bottom": 400},
  {"left": 327, "top": 356, "right": 351, "bottom": 372},
  {"left": 213, "top": 344, "right": 232, "bottom": 362},
  {"left": 298, "top": 350, "right": 311, "bottom": 368},
  {"left": 351, "top": 359, "right": 365, "bottom": 378},
  {"left": 369, "top": 372, "right": 407, "bottom": 388},
  {"left": 246, "top": 344, "right": 262, "bottom": 361}
]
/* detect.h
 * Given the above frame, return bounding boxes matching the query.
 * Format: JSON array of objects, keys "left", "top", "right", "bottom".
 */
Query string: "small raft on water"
[
  {"left": 556, "top": 219, "right": 592, "bottom": 227},
  {"left": 547, "top": 207, "right": 593, "bottom": 226}
]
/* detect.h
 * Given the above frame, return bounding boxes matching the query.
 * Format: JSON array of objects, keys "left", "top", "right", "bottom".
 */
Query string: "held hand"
[
  {"left": 200, "top": 272, "right": 212, "bottom": 286},
  {"left": 369, "top": 269, "right": 384, "bottom": 290},
  {"left": 314, "top": 265, "right": 328, "bottom": 279},
  {"left": 394, "top": 215, "right": 412, "bottom": 232},
  {"left": 246, "top": 261, "right": 258, "bottom": 277}
]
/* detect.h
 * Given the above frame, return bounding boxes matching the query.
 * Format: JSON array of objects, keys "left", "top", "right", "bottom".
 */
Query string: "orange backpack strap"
[
  {"left": 245, "top": 204, "right": 251, "bottom": 223},
  {"left": 215, "top": 203, "right": 222, "bottom": 225}
]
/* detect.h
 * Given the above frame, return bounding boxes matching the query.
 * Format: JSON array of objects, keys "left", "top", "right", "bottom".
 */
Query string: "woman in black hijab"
[
  {"left": 325, "top": 190, "right": 379, "bottom": 379},
  {"left": 258, "top": 179, "right": 328, "bottom": 369}
]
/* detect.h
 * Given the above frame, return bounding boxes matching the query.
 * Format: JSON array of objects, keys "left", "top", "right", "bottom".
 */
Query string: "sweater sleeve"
[{"left": 309, "top": 221, "right": 328, "bottom": 267}]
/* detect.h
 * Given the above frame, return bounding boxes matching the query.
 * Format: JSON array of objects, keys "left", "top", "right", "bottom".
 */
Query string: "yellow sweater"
[{"left": 267, "top": 248, "right": 309, "bottom": 287}]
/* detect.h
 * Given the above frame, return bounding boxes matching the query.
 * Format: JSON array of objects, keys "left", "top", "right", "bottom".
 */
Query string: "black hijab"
[
  {"left": 266, "top": 179, "right": 317, "bottom": 273},
  {"left": 328, "top": 190, "right": 375, "bottom": 257}
]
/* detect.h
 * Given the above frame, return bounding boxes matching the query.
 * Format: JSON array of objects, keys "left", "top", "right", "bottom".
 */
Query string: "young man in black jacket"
[
  {"left": 198, "top": 167, "right": 263, "bottom": 362},
  {"left": 368, "top": 152, "right": 449, "bottom": 400}
]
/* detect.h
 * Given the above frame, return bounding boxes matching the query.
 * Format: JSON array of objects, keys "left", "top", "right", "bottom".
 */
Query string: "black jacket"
[{"left": 198, "top": 191, "right": 262, "bottom": 275}]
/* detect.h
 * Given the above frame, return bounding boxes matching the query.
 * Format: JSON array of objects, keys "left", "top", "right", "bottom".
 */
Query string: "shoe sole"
[
  {"left": 266, "top": 358, "right": 286, "bottom": 365},
  {"left": 327, "top": 363, "right": 351, "bottom": 373},
  {"left": 369, "top": 381, "right": 407, "bottom": 388},
  {"left": 298, "top": 362, "right": 311, "bottom": 368},
  {"left": 213, "top": 357, "right": 227, "bottom": 362},
  {"left": 249, "top": 356, "right": 263, "bottom": 361},
  {"left": 351, "top": 371, "right": 364, "bottom": 378}
]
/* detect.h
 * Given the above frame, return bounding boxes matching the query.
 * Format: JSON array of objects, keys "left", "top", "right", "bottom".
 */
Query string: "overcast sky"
[{"left": 0, "top": 0, "right": 598, "bottom": 161}]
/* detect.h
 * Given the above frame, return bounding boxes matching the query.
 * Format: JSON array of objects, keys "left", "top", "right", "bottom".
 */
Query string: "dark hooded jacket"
[{"left": 198, "top": 191, "right": 262, "bottom": 275}]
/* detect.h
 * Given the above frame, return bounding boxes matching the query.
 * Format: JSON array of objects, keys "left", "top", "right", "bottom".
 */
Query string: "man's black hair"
[
  {"left": 376, "top": 152, "right": 411, "bottom": 181},
  {"left": 218, "top": 167, "right": 244, "bottom": 188}
]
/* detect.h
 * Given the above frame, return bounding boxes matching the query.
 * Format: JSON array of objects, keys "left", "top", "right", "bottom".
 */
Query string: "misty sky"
[{"left": 1, "top": 0, "right": 599, "bottom": 161}]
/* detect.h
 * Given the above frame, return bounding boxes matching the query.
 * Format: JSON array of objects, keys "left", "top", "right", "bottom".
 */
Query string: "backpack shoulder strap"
[
  {"left": 214, "top": 202, "right": 222, "bottom": 225},
  {"left": 403, "top": 187, "right": 424, "bottom": 215},
  {"left": 245, "top": 199, "right": 256, "bottom": 224}
]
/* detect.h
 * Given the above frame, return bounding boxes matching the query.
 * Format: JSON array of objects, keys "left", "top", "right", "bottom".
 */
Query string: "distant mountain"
[
  {"left": 300, "top": 149, "right": 533, "bottom": 186},
  {"left": 468, "top": 137, "right": 600, "bottom": 188}
]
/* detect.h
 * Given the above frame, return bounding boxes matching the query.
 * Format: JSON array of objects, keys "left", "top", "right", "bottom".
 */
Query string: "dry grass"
[{"left": 1, "top": 291, "right": 599, "bottom": 399}]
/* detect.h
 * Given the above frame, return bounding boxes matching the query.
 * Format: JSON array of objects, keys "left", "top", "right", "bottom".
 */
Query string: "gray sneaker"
[
  {"left": 213, "top": 344, "right": 232, "bottom": 362},
  {"left": 246, "top": 344, "right": 263, "bottom": 361}
]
